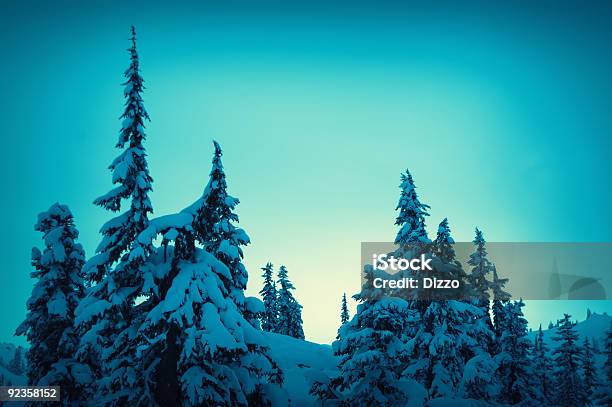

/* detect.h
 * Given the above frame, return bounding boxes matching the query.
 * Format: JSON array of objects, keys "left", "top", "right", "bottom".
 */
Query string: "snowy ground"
[{"left": 263, "top": 331, "right": 338, "bottom": 405}]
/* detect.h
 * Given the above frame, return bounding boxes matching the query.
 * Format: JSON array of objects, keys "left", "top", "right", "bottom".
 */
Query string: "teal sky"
[{"left": 1, "top": 1, "right": 611, "bottom": 344}]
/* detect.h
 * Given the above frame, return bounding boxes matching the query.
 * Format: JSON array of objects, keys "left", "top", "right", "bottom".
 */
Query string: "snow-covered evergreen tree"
[
  {"left": 75, "top": 27, "right": 155, "bottom": 405},
  {"left": 490, "top": 265, "right": 510, "bottom": 339},
  {"left": 552, "top": 314, "right": 588, "bottom": 407},
  {"left": 432, "top": 218, "right": 455, "bottom": 263},
  {"left": 403, "top": 299, "right": 485, "bottom": 400},
  {"left": 605, "top": 321, "right": 612, "bottom": 378},
  {"left": 15, "top": 203, "right": 91, "bottom": 403},
  {"left": 8, "top": 347, "right": 23, "bottom": 375},
  {"left": 88, "top": 25, "right": 153, "bottom": 279},
  {"left": 276, "top": 266, "right": 305, "bottom": 340},
  {"left": 179, "top": 141, "right": 263, "bottom": 327},
  {"left": 429, "top": 217, "right": 470, "bottom": 299},
  {"left": 532, "top": 324, "right": 554, "bottom": 404},
  {"left": 130, "top": 141, "right": 284, "bottom": 406},
  {"left": 593, "top": 321, "right": 612, "bottom": 406},
  {"left": 495, "top": 300, "right": 536, "bottom": 405},
  {"left": 396, "top": 218, "right": 492, "bottom": 402},
  {"left": 340, "top": 293, "right": 350, "bottom": 325},
  {"left": 259, "top": 262, "right": 277, "bottom": 332},
  {"left": 391, "top": 170, "right": 434, "bottom": 322},
  {"left": 137, "top": 239, "right": 283, "bottom": 406},
  {"left": 191, "top": 142, "right": 247, "bottom": 286},
  {"left": 466, "top": 228, "right": 493, "bottom": 302},
  {"left": 459, "top": 353, "right": 499, "bottom": 402},
  {"left": 581, "top": 336, "right": 597, "bottom": 399},
  {"left": 312, "top": 267, "right": 421, "bottom": 406},
  {"left": 394, "top": 169, "right": 430, "bottom": 245},
  {"left": 466, "top": 228, "right": 496, "bottom": 353}
]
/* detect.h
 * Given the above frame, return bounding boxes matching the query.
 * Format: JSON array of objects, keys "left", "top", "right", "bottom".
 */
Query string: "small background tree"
[{"left": 276, "top": 266, "right": 304, "bottom": 339}]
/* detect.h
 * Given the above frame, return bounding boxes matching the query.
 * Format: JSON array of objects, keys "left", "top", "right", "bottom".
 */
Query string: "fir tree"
[
  {"left": 581, "top": 336, "right": 597, "bottom": 399},
  {"left": 495, "top": 300, "right": 536, "bottom": 405},
  {"left": 394, "top": 169, "right": 430, "bottom": 245},
  {"left": 606, "top": 321, "right": 612, "bottom": 381},
  {"left": 466, "top": 228, "right": 496, "bottom": 353},
  {"left": 312, "top": 267, "right": 420, "bottom": 406},
  {"left": 467, "top": 228, "right": 494, "bottom": 302},
  {"left": 404, "top": 299, "right": 483, "bottom": 400},
  {"left": 532, "top": 325, "right": 554, "bottom": 404},
  {"left": 8, "top": 347, "right": 23, "bottom": 375},
  {"left": 276, "top": 266, "right": 305, "bottom": 339},
  {"left": 593, "top": 321, "right": 612, "bottom": 406},
  {"left": 130, "top": 142, "right": 284, "bottom": 406},
  {"left": 403, "top": 226, "right": 488, "bottom": 401},
  {"left": 432, "top": 218, "right": 455, "bottom": 263},
  {"left": 182, "top": 141, "right": 255, "bottom": 322},
  {"left": 490, "top": 265, "right": 510, "bottom": 339},
  {"left": 88, "top": 25, "right": 154, "bottom": 279},
  {"left": 392, "top": 171, "right": 433, "bottom": 320},
  {"left": 260, "top": 262, "right": 278, "bottom": 332},
  {"left": 429, "top": 217, "right": 470, "bottom": 299},
  {"left": 340, "top": 293, "right": 350, "bottom": 325},
  {"left": 15, "top": 203, "right": 91, "bottom": 403},
  {"left": 75, "top": 27, "right": 154, "bottom": 405},
  {"left": 459, "top": 353, "right": 499, "bottom": 402},
  {"left": 552, "top": 314, "right": 588, "bottom": 407}
]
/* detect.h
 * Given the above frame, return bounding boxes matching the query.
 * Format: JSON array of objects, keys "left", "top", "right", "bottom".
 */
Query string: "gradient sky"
[{"left": 1, "top": 1, "right": 611, "bottom": 345}]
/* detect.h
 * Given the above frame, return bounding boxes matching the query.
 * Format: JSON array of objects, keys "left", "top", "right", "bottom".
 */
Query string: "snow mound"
[{"left": 263, "top": 332, "right": 338, "bottom": 405}]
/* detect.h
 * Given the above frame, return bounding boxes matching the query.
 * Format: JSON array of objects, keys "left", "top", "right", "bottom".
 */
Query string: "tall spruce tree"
[
  {"left": 16, "top": 203, "right": 91, "bottom": 403},
  {"left": 340, "top": 293, "right": 350, "bottom": 325},
  {"left": 260, "top": 262, "right": 278, "bottom": 332},
  {"left": 276, "top": 266, "right": 304, "bottom": 339},
  {"left": 88, "top": 25, "right": 153, "bottom": 279},
  {"left": 552, "top": 314, "right": 588, "bottom": 407},
  {"left": 532, "top": 325, "right": 554, "bottom": 404},
  {"left": 392, "top": 170, "right": 433, "bottom": 320},
  {"left": 495, "top": 300, "right": 536, "bottom": 405},
  {"left": 394, "top": 169, "right": 430, "bottom": 245},
  {"left": 75, "top": 27, "right": 154, "bottom": 405}
]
